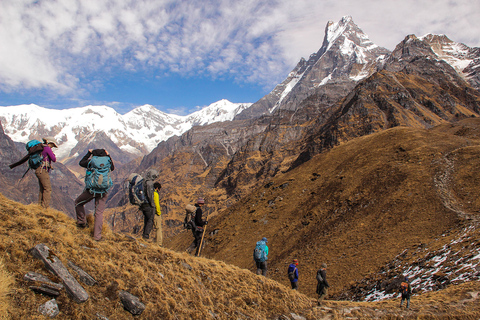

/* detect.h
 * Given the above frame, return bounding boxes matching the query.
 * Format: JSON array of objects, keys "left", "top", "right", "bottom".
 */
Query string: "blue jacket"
[{"left": 287, "top": 264, "right": 299, "bottom": 282}]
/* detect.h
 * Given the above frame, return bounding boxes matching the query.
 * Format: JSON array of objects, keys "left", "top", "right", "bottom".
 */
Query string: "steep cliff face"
[
  {"left": 288, "top": 35, "right": 480, "bottom": 169},
  {"left": 235, "top": 16, "right": 390, "bottom": 120}
]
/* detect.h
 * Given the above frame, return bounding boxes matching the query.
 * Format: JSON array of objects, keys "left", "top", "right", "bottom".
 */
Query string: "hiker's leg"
[
  {"left": 194, "top": 230, "right": 203, "bottom": 255},
  {"left": 261, "top": 261, "right": 267, "bottom": 277},
  {"left": 35, "top": 168, "right": 51, "bottom": 208},
  {"left": 153, "top": 214, "right": 163, "bottom": 245},
  {"left": 142, "top": 206, "right": 154, "bottom": 239},
  {"left": 318, "top": 287, "right": 328, "bottom": 303},
  {"left": 75, "top": 190, "right": 93, "bottom": 225},
  {"left": 93, "top": 194, "right": 107, "bottom": 240},
  {"left": 406, "top": 296, "right": 410, "bottom": 309},
  {"left": 255, "top": 261, "right": 262, "bottom": 275}
]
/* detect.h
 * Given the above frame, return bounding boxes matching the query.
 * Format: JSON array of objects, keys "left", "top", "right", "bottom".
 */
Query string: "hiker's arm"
[
  {"left": 45, "top": 146, "right": 56, "bottom": 163},
  {"left": 79, "top": 151, "right": 92, "bottom": 168},
  {"left": 9, "top": 154, "right": 30, "bottom": 169}
]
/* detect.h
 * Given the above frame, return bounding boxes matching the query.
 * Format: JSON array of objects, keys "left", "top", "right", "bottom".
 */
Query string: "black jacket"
[
  {"left": 194, "top": 205, "right": 206, "bottom": 227},
  {"left": 316, "top": 268, "right": 329, "bottom": 294},
  {"left": 79, "top": 149, "right": 115, "bottom": 171}
]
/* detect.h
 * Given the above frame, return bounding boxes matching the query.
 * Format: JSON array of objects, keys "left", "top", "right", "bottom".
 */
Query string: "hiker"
[
  {"left": 316, "top": 263, "right": 329, "bottom": 305},
  {"left": 253, "top": 237, "right": 269, "bottom": 276},
  {"left": 399, "top": 276, "right": 412, "bottom": 309},
  {"left": 139, "top": 169, "right": 159, "bottom": 240},
  {"left": 35, "top": 137, "right": 58, "bottom": 208},
  {"left": 153, "top": 182, "right": 163, "bottom": 245},
  {"left": 287, "top": 259, "right": 299, "bottom": 290},
  {"left": 10, "top": 138, "right": 58, "bottom": 208},
  {"left": 187, "top": 198, "right": 207, "bottom": 255},
  {"left": 75, "top": 149, "right": 114, "bottom": 241}
]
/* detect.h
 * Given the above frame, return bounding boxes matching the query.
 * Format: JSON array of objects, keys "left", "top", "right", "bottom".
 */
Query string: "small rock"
[
  {"left": 38, "top": 299, "right": 60, "bottom": 318},
  {"left": 119, "top": 290, "right": 145, "bottom": 316}
]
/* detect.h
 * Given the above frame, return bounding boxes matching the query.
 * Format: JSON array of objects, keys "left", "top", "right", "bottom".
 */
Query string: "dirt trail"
[{"left": 434, "top": 149, "right": 480, "bottom": 223}]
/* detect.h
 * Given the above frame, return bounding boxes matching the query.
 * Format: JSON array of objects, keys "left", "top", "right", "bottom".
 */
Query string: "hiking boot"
[
  {"left": 77, "top": 223, "right": 89, "bottom": 229},
  {"left": 94, "top": 238, "right": 104, "bottom": 242}
]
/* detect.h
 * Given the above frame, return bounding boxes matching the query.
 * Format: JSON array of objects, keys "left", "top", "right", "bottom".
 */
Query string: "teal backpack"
[
  {"left": 26, "top": 140, "right": 44, "bottom": 170},
  {"left": 85, "top": 156, "right": 112, "bottom": 196},
  {"left": 253, "top": 241, "right": 267, "bottom": 262}
]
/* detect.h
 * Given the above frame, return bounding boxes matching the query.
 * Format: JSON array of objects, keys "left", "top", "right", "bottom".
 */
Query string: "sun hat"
[
  {"left": 196, "top": 198, "right": 205, "bottom": 204},
  {"left": 42, "top": 137, "right": 58, "bottom": 148},
  {"left": 261, "top": 237, "right": 268, "bottom": 242}
]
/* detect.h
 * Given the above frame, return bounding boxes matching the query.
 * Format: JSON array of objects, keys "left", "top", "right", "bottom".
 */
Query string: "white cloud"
[{"left": 0, "top": 0, "right": 479, "bottom": 96}]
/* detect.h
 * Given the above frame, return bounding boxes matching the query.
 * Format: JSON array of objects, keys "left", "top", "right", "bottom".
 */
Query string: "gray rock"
[
  {"left": 29, "top": 285, "right": 60, "bottom": 297},
  {"left": 68, "top": 260, "right": 97, "bottom": 286},
  {"left": 38, "top": 299, "right": 59, "bottom": 318},
  {"left": 119, "top": 290, "right": 145, "bottom": 316},
  {"left": 31, "top": 243, "right": 89, "bottom": 303},
  {"left": 24, "top": 271, "right": 64, "bottom": 290}
]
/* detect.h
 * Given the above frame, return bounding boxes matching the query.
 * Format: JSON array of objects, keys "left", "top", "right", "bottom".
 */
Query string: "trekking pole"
[{"left": 196, "top": 209, "right": 209, "bottom": 257}]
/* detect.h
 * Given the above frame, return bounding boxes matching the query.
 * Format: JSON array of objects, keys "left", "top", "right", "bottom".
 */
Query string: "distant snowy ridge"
[{"left": 0, "top": 99, "right": 251, "bottom": 160}]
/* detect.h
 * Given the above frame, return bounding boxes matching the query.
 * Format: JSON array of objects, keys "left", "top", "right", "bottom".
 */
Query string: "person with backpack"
[
  {"left": 10, "top": 138, "right": 58, "bottom": 208},
  {"left": 253, "top": 237, "right": 269, "bottom": 276},
  {"left": 152, "top": 182, "right": 163, "bottom": 245},
  {"left": 139, "top": 169, "right": 159, "bottom": 240},
  {"left": 189, "top": 198, "right": 207, "bottom": 255},
  {"left": 75, "top": 149, "right": 114, "bottom": 241},
  {"left": 316, "top": 263, "right": 330, "bottom": 306},
  {"left": 35, "top": 137, "right": 58, "bottom": 208},
  {"left": 287, "top": 259, "right": 299, "bottom": 290},
  {"left": 399, "top": 276, "right": 412, "bottom": 309}
]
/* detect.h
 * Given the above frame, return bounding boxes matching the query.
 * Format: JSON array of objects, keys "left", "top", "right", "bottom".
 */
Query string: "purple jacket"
[{"left": 42, "top": 145, "right": 56, "bottom": 170}]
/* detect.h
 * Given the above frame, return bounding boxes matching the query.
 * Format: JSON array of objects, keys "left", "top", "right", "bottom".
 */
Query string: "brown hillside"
[
  {"left": 2, "top": 194, "right": 480, "bottom": 319},
  {"left": 168, "top": 118, "right": 480, "bottom": 301},
  {"left": 0, "top": 194, "right": 315, "bottom": 319}
]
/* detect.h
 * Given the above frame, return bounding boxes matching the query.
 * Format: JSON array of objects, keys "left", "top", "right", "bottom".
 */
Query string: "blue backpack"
[
  {"left": 128, "top": 174, "right": 147, "bottom": 205},
  {"left": 254, "top": 241, "right": 267, "bottom": 262},
  {"left": 26, "top": 140, "right": 44, "bottom": 170},
  {"left": 84, "top": 156, "right": 112, "bottom": 196}
]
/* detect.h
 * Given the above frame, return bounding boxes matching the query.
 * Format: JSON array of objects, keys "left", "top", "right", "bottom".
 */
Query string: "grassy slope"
[
  {"left": 168, "top": 119, "right": 480, "bottom": 304},
  {"left": 2, "top": 199, "right": 479, "bottom": 320},
  {"left": 0, "top": 195, "right": 313, "bottom": 319}
]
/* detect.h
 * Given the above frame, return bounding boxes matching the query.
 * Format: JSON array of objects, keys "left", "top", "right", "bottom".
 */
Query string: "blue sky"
[{"left": 1, "top": 0, "right": 479, "bottom": 115}]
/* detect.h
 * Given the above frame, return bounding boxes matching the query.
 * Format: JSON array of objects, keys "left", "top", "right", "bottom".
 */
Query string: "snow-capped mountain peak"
[{"left": 0, "top": 100, "right": 252, "bottom": 162}]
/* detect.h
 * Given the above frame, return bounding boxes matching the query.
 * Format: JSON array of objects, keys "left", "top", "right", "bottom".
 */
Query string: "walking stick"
[{"left": 196, "top": 210, "right": 209, "bottom": 257}]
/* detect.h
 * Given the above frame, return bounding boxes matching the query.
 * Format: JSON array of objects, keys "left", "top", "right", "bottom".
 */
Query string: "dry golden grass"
[
  {"left": 0, "top": 194, "right": 315, "bottom": 319},
  {"left": 0, "top": 258, "right": 13, "bottom": 320}
]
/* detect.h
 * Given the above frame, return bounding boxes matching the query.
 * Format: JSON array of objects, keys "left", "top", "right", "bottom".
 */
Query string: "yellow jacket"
[{"left": 154, "top": 190, "right": 161, "bottom": 216}]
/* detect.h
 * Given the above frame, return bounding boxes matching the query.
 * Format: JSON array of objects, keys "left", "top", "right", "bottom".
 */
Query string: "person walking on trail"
[
  {"left": 287, "top": 259, "right": 299, "bottom": 290},
  {"left": 139, "top": 169, "right": 159, "bottom": 240},
  {"left": 188, "top": 198, "right": 207, "bottom": 255},
  {"left": 152, "top": 182, "right": 163, "bottom": 245},
  {"left": 35, "top": 137, "right": 58, "bottom": 209},
  {"left": 399, "top": 276, "right": 412, "bottom": 309},
  {"left": 253, "top": 237, "right": 269, "bottom": 276},
  {"left": 316, "top": 263, "right": 330, "bottom": 305},
  {"left": 75, "top": 149, "right": 114, "bottom": 241}
]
